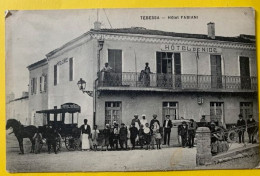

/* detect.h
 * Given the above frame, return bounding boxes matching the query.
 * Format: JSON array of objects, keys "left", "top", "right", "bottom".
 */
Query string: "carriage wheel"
[
  {"left": 227, "top": 130, "right": 238, "bottom": 143},
  {"left": 65, "top": 136, "right": 81, "bottom": 151}
]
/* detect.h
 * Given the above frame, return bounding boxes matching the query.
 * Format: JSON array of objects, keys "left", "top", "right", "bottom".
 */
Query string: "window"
[
  {"left": 162, "top": 102, "right": 179, "bottom": 121},
  {"left": 31, "top": 78, "right": 37, "bottom": 95},
  {"left": 108, "top": 49, "right": 122, "bottom": 73},
  {"left": 239, "top": 57, "right": 251, "bottom": 89},
  {"left": 156, "top": 52, "right": 181, "bottom": 88},
  {"left": 40, "top": 75, "right": 47, "bottom": 92},
  {"left": 240, "top": 102, "right": 253, "bottom": 120},
  {"left": 40, "top": 76, "right": 43, "bottom": 92},
  {"left": 69, "top": 57, "right": 74, "bottom": 81},
  {"left": 105, "top": 102, "right": 122, "bottom": 126},
  {"left": 210, "top": 55, "right": 222, "bottom": 88},
  {"left": 210, "top": 102, "right": 224, "bottom": 126},
  {"left": 54, "top": 65, "right": 58, "bottom": 85},
  {"left": 44, "top": 74, "right": 47, "bottom": 92}
]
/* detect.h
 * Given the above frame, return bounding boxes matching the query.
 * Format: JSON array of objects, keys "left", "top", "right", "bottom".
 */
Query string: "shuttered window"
[
  {"left": 54, "top": 65, "right": 58, "bottom": 85},
  {"left": 69, "top": 57, "right": 74, "bottom": 81},
  {"left": 108, "top": 49, "right": 122, "bottom": 73}
]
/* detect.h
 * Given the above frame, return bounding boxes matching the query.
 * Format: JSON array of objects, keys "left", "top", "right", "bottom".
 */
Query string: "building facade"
[
  {"left": 28, "top": 22, "right": 258, "bottom": 130},
  {"left": 27, "top": 59, "right": 48, "bottom": 126}
]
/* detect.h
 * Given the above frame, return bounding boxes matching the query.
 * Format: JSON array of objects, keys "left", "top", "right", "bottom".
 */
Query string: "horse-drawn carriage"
[{"left": 35, "top": 103, "right": 82, "bottom": 152}]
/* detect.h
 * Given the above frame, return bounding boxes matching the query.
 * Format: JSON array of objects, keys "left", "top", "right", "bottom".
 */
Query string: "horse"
[{"left": 6, "top": 119, "right": 37, "bottom": 154}]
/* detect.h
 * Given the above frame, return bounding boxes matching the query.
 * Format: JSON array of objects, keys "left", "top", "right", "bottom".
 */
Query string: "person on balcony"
[
  {"left": 101, "top": 62, "right": 113, "bottom": 86},
  {"left": 144, "top": 62, "right": 151, "bottom": 86},
  {"left": 139, "top": 62, "right": 152, "bottom": 86},
  {"left": 237, "top": 114, "right": 246, "bottom": 143}
]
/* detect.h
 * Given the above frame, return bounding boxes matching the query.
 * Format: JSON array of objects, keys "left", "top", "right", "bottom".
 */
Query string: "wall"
[
  {"left": 6, "top": 97, "right": 29, "bottom": 125},
  {"left": 28, "top": 64, "right": 48, "bottom": 126},
  {"left": 96, "top": 91, "right": 258, "bottom": 129},
  {"left": 100, "top": 38, "right": 256, "bottom": 77},
  {"left": 47, "top": 38, "right": 97, "bottom": 127}
]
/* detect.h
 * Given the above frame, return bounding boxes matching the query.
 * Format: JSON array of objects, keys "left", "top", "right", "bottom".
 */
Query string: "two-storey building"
[{"left": 28, "top": 22, "right": 257, "bottom": 131}]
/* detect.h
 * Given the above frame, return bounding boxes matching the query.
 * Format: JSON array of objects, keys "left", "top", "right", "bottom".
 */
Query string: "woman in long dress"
[{"left": 80, "top": 119, "right": 91, "bottom": 151}]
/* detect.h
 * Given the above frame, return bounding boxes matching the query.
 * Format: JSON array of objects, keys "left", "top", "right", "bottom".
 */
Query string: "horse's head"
[{"left": 6, "top": 119, "right": 21, "bottom": 130}]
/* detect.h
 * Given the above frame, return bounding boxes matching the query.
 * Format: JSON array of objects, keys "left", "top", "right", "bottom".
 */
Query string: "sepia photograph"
[{"left": 5, "top": 8, "right": 259, "bottom": 172}]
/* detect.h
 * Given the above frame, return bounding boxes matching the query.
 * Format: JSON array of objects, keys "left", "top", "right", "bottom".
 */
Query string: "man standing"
[
  {"left": 188, "top": 119, "right": 197, "bottom": 148},
  {"left": 150, "top": 114, "right": 160, "bottom": 128},
  {"left": 140, "top": 114, "right": 148, "bottom": 127},
  {"left": 131, "top": 114, "right": 141, "bottom": 130},
  {"left": 200, "top": 115, "right": 207, "bottom": 127},
  {"left": 119, "top": 123, "right": 128, "bottom": 150},
  {"left": 129, "top": 123, "right": 139, "bottom": 149},
  {"left": 163, "top": 115, "right": 172, "bottom": 146},
  {"left": 237, "top": 114, "right": 246, "bottom": 143},
  {"left": 247, "top": 115, "right": 257, "bottom": 144},
  {"left": 101, "top": 62, "right": 113, "bottom": 85}
]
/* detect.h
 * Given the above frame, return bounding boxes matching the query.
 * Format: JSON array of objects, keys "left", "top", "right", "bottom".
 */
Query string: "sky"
[{"left": 5, "top": 8, "right": 255, "bottom": 98}]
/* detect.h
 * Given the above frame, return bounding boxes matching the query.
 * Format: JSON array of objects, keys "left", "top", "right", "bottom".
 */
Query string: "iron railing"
[{"left": 98, "top": 72, "right": 257, "bottom": 91}]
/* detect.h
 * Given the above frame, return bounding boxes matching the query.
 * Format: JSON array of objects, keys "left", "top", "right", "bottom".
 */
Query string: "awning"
[{"left": 36, "top": 103, "right": 81, "bottom": 114}]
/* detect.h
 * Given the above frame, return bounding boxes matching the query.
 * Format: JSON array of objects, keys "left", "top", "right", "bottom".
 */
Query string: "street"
[
  {"left": 6, "top": 134, "right": 196, "bottom": 172},
  {"left": 6, "top": 133, "right": 259, "bottom": 172}
]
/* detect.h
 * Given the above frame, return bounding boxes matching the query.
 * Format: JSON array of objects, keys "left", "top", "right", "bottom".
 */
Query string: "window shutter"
[
  {"left": 54, "top": 65, "right": 57, "bottom": 85},
  {"left": 69, "top": 57, "right": 73, "bottom": 81}
]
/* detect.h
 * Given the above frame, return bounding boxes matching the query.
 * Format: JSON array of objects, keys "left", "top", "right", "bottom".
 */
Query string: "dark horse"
[{"left": 6, "top": 119, "right": 37, "bottom": 154}]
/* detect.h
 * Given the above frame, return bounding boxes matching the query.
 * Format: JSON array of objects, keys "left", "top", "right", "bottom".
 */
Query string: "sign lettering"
[{"left": 161, "top": 44, "right": 222, "bottom": 53}]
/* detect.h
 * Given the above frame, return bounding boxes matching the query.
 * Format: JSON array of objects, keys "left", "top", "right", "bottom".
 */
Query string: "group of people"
[
  {"left": 100, "top": 62, "right": 152, "bottom": 87},
  {"left": 80, "top": 114, "right": 199, "bottom": 152},
  {"left": 236, "top": 114, "right": 258, "bottom": 144}
]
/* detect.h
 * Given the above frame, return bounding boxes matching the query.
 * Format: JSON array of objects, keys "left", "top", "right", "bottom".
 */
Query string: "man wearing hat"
[
  {"left": 247, "top": 115, "right": 257, "bottom": 143},
  {"left": 131, "top": 114, "right": 141, "bottom": 130},
  {"left": 163, "top": 115, "right": 173, "bottom": 145},
  {"left": 140, "top": 114, "right": 148, "bottom": 127},
  {"left": 150, "top": 114, "right": 160, "bottom": 129},
  {"left": 119, "top": 123, "right": 128, "bottom": 150},
  {"left": 237, "top": 114, "right": 246, "bottom": 143}
]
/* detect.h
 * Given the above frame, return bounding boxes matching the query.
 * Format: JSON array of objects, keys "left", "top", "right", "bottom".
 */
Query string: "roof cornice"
[{"left": 91, "top": 31, "right": 255, "bottom": 50}]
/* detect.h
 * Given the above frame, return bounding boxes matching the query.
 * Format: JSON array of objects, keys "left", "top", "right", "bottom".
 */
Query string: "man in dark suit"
[
  {"left": 237, "top": 114, "right": 246, "bottom": 143},
  {"left": 247, "top": 115, "right": 257, "bottom": 143},
  {"left": 163, "top": 115, "right": 172, "bottom": 146}
]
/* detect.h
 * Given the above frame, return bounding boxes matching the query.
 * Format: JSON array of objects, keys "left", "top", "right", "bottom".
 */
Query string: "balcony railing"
[{"left": 97, "top": 72, "right": 257, "bottom": 91}]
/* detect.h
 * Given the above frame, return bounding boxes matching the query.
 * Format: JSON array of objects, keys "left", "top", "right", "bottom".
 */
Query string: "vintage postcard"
[{"left": 5, "top": 8, "right": 259, "bottom": 172}]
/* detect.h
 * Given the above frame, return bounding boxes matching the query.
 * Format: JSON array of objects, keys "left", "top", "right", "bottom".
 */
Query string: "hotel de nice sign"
[{"left": 161, "top": 44, "right": 222, "bottom": 53}]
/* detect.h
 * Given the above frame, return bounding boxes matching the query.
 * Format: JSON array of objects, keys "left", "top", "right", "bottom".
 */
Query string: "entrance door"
[
  {"left": 157, "top": 52, "right": 178, "bottom": 88},
  {"left": 162, "top": 102, "right": 179, "bottom": 146},
  {"left": 174, "top": 53, "right": 181, "bottom": 88},
  {"left": 105, "top": 102, "right": 122, "bottom": 126},
  {"left": 162, "top": 102, "right": 179, "bottom": 121},
  {"left": 210, "top": 102, "right": 225, "bottom": 127},
  {"left": 210, "top": 55, "right": 222, "bottom": 89},
  {"left": 240, "top": 102, "right": 253, "bottom": 122},
  {"left": 108, "top": 49, "right": 122, "bottom": 86},
  {"left": 240, "top": 57, "right": 251, "bottom": 89}
]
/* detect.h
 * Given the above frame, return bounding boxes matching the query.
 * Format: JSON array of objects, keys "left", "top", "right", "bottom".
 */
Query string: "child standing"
[
  {"left": 92, "top": 125, "right": 99, "bottom": 151},
  {"left": 139, "top": 124, "right": 145, "bottom": 149},
  {"left": 143, "top": 123, "right": 151, "bottom": 150}
]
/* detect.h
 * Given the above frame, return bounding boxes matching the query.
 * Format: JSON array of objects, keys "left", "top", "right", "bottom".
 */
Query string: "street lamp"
[{"left": 77, "top": 78, "right": 93, "bottom": 97}]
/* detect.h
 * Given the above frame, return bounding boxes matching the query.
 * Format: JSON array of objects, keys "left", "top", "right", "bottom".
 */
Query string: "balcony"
[{"left": 97, "top": 72, "right": 257, "bottom": 92}]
